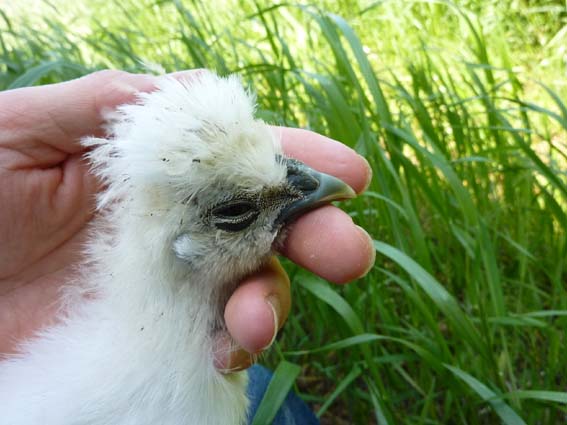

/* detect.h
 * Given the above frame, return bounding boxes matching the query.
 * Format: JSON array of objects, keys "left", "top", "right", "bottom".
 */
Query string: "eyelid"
[
  {"left": 213, "top": 209, "right": 260, "bottom": 232},
  {"left": 210, "top": 199, "right": 260, "bottom": 232}
]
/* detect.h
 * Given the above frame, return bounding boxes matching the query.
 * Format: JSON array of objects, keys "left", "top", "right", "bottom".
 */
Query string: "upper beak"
[{"left": 276, "top": 158, "right": 356, "bottom": 226}]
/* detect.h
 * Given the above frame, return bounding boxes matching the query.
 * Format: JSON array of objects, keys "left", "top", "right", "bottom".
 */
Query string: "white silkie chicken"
[{"left": 0, "top": 72, "right": 355, "bottom": 425}]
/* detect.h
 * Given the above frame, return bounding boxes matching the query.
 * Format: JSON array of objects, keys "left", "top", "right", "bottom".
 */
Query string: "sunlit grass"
[{"left": 1, "top": 0, "right": 566, "bottom": 423}]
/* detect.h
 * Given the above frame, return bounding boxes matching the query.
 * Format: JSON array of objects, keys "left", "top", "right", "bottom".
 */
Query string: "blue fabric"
[{"left": 247, "top": 365, "right": 319, "bottom": 425}]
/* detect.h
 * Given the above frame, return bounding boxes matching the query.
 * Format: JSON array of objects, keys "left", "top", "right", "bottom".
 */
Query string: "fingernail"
[
  {"left": 360, "top": 156, "right": 373, "bottom": 193},
  {"left": 114, "top": 79, "right": 152, "bottom": 95},
  {"left": 217, "top": 350, "right": 256, "bottom": 374},
  {"left": 213, "top": 334, "right": 256, "bottom": 373},
  {"left": 263, "top": 295, "right": 281, "bottom": 351},
  {"left": 355, "top": 225, "right": 376, "bottom": 278}
]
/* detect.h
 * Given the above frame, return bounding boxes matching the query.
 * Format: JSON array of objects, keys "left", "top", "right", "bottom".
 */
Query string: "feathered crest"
[{"left": 84, "top": 72, "right": 286, "bottom": 209}]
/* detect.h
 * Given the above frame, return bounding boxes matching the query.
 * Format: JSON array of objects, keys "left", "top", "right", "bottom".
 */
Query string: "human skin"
[{"left": 0, "top": 70, "right": 375, "bottom": 371}]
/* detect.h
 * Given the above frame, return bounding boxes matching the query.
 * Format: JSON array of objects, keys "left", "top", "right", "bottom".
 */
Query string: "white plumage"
[{"left": 0, "top": 72, "right": 354, "bottom": 425}]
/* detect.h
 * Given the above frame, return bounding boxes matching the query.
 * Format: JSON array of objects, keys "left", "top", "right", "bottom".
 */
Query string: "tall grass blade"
[
  {"left": 446, "top": 365, "right": 527, "bottom": 425},
  {"left": 250, "top": 360, "right": 302, "bottom": 425}
]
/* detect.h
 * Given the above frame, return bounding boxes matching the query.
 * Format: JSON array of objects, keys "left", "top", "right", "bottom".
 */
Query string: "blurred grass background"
[{"left": 2, "top": 0, "right": 566, "bottom": 423}]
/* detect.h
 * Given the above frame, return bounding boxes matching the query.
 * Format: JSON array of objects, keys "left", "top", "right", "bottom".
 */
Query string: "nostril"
[
  {"left": 287, "top": 173, "right": 319, "bottom": 193},
  {"left": 285, "top": 158, "right": 320, "bottom": 194}
]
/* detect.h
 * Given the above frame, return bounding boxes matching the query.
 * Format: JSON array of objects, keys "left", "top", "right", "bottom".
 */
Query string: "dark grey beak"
[{"left": 276, "top": 158, "right": 356, "bottom": 225}]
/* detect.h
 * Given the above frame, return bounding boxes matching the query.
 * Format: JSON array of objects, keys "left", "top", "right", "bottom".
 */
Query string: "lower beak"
[{"left": 276, "top": 159, "right": 356, "bottom": 225}]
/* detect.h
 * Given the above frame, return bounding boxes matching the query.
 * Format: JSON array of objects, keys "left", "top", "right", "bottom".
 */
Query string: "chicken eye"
[
  {"left": 211, "top": 201, "right": 259, "bottom": 232},
  {"left": 214, "top": 202, "right": 254, "bottom": 218}
]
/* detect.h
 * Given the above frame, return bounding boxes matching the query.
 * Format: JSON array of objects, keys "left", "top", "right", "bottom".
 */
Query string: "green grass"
[{"left": 2, "top": 0, "right": 567, "bottom": 423}]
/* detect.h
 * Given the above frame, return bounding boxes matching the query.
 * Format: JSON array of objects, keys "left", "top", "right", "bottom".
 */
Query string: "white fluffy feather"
[{"left": 0, "top": 72, "right": 288, "bottom": 425}]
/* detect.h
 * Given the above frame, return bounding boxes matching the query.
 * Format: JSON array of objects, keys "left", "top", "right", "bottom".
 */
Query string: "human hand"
[{"left": 0, "top": 70, "right": 375, "bottom": 370}]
